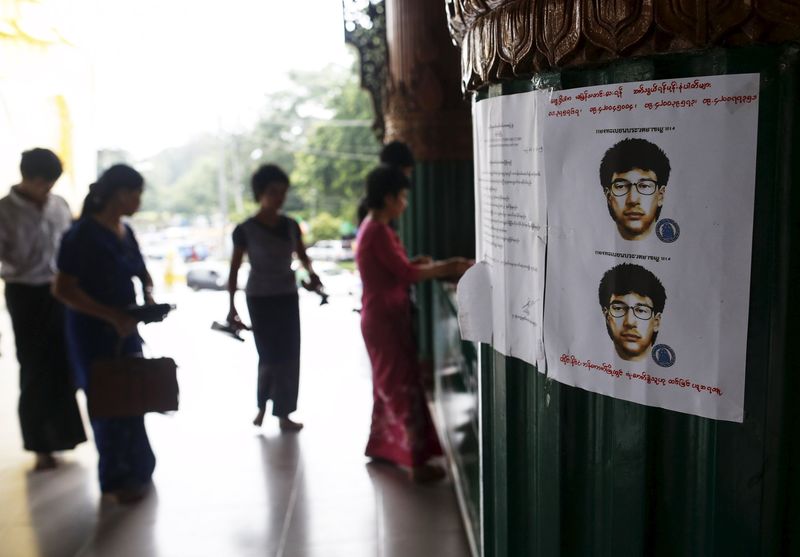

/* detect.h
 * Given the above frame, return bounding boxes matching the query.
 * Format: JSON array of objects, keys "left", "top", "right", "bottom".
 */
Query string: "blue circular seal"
[
  {"left": 652, "top": 344, "right": 676, "bottom": 367},
  {"left": 656, "top": 218, "right": 680, "bottom": 243}
]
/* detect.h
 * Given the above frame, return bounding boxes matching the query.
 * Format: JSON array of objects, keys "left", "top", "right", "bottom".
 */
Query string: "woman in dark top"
[
  {"left": 227, "top": 164, "right": 319, "bottom": 432},
  {"left": 53, "top": 164, "right": 156, "bottom": 503}
]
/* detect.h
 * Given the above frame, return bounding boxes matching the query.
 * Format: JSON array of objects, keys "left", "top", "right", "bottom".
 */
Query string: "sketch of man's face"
[
  {"left": 603, "top": 292, "right": 662, "bottom": 361},
  {"left": 604, "top": 168, "right": 665, "bottom": 241}
]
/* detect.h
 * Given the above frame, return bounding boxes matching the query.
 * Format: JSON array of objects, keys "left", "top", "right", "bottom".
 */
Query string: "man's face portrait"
[
  {"left": 605, "top": 167, "right": 665, "bottom": 241},
  {"left": 603, "top": 292, "right": 661, "bottom": 361},
  {"left": 599, "top": 139, "right": 671, "bottom": 241},
  {"left": 598, "top": 263, "right": 667, "bottom": 363}
]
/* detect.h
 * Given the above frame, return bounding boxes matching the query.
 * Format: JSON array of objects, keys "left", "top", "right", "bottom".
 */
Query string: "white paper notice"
[
  {"left": 467, "top": 91, "right": 546, "bottom": 368},
  {"left": 542, "top": 74, "right": 760, "bottom": 422},
  {"left": 457, "top": 262, "right": 493, "bottom": 344}
]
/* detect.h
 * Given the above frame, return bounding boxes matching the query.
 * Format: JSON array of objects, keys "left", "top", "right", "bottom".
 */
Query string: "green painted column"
[
  {"left": 399, "top": 161, "right": 475, "bottom": 361},
  {"left": 381, "top": 0, "right": 474, "bottom": 363},
  {"left": 379, "top": 4, "right": 480, "bottom": 554}
]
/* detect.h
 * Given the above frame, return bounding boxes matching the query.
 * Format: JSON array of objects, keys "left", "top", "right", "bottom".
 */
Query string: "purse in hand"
[{"left": 88, "top": 355, "right": 179, "bottom": 418}]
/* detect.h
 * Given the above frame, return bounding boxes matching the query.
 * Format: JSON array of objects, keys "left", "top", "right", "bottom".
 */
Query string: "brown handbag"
[{"left": 88, "top": 355, "right": 179, "bottom": 418}]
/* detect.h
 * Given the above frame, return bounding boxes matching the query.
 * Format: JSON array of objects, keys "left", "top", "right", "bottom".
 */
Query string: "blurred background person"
[
  {"left": 53, "top": 164, "right": 156, "bottom": 503},
  {"left": 357, "top": 140, "right": 415, "bottom": 227},
  {"left": 0, "top": 148, "right": 86, "bottom": 471},
  {"left": 227, "top": 164, "right": 320, "bottom": 432},
  {"left": 379, "top": 140, "right": 415, "bottom": 177},
  {"left": 356, "top": 164, "right": 471, "bottom": 483}
]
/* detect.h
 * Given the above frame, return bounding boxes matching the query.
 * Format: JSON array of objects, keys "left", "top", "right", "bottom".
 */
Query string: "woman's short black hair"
[
  {"left": 251, "top": 164, "right": 289, "bottom": 201},
  {"left": 365, "top": 164, "right": 410, "bottom": 210}
]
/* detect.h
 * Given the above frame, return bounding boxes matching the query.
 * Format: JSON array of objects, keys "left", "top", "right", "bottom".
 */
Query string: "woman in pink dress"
[{"left": 356, "top": 164, "right": 471, "bottom": 482}]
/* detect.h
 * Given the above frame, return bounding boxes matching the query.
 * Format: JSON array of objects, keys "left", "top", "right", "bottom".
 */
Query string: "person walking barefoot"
[{"left": 227, "top": 164, "right": 319, "bottom": 433}]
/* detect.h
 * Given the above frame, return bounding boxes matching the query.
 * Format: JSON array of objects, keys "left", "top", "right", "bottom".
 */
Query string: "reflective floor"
[{"left": 0, "top": 287, "right": 470, "bottom": 557}]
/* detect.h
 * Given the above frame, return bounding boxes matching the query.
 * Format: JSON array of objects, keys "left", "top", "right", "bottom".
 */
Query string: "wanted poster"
[{"left": 542, "top": 74, "right": 760, "bottom": 422}]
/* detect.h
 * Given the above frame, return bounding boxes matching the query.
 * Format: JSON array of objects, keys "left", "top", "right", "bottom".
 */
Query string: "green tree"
[
  {"left": 308, "top": 212, "right": 343, "bottom": 243},
  {"left": 136, "top": 57, "right": 378, "bottom": 226},
  {"left": 163, "top": 156, "right": 219, "bottom": 215},
  {"left": 290, "top": 66, "right": 379, "bottom": 226},
  {"left": 139, "top": 136, "right": 220, "bottom": 215}
]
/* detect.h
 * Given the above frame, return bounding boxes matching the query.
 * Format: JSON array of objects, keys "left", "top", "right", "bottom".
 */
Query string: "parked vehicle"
[
  {"left": 306, "top": 239, "right": 354, "bottom": 262},
  {"left": 186, "top": 262, "right": 249, "bottom": 291},
  {"left": 294, "top": 260, "right": 360, "bottom": 299}
]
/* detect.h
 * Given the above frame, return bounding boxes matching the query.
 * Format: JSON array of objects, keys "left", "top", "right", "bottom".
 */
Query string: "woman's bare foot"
[
  {"left": 33, "top": 452, "right": 57, "bottom": 472},
  {"left": 278, "top": 416, "right": 303, "bottom": 432},
  {"left": 253, "top": 408, "right": 266, "bottom": 427},
  {"left": 410, "top": 463, "right": 446, "bottom": 484}
]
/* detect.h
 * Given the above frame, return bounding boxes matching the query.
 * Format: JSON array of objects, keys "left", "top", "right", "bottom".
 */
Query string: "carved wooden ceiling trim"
[
  {"left": 446, "top": 0, "right": 800, "bottom": 90},
  {"left": 382, "top": 0, "right": 473, "bottom": 160}
]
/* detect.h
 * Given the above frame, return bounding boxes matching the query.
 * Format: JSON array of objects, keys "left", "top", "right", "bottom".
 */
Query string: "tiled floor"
[{"left": 0, "top": 286, "right": 471, "bottom": 557}]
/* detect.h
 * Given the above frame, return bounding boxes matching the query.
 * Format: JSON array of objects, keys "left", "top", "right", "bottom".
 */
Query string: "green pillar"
[
  {"left": 381, "top": 1, "right": 480, "bottom": 552},
  {"left": 448, "top": 2, "right": 800, "bottom": 555},
  {"left": 383, "top": 0, "right": 474, "bottom": 361}
]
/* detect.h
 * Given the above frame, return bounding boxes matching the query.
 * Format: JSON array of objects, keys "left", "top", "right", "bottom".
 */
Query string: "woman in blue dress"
[{"left": 53, "top": 164, "right": 156, "bottom": 503}]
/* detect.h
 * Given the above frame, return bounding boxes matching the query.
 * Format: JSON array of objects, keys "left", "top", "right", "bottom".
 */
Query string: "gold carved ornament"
[{"left": 445, "top": 0, "right": 800, "bottom": 91}]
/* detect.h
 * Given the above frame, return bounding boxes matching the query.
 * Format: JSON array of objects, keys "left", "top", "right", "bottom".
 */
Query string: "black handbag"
[{"left": 88, "top": 355, "right": 179, "bottom": 418}]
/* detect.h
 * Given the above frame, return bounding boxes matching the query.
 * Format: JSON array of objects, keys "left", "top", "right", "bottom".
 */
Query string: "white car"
[
  {"left": 294, "top": 260, "right": 360, "bottom": 299},
  {"left": 306, "top": 240, "right": 354, "bottom": 262}
]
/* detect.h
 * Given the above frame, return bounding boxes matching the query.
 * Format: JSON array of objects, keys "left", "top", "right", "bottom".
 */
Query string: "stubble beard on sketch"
[
  {"left": 605, "top": 321, "right": 651, "bottom": 362},
  {"left": 611, "top": 197, "right": 660, "bottom": 241},
  {"left": 616, "top": 218, "right": 655, "bottom": 241}
]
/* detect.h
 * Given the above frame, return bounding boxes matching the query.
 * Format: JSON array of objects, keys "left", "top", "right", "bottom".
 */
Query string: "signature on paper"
[{"left": 521, "top": 297, "right": 539, "bottom": 316}]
